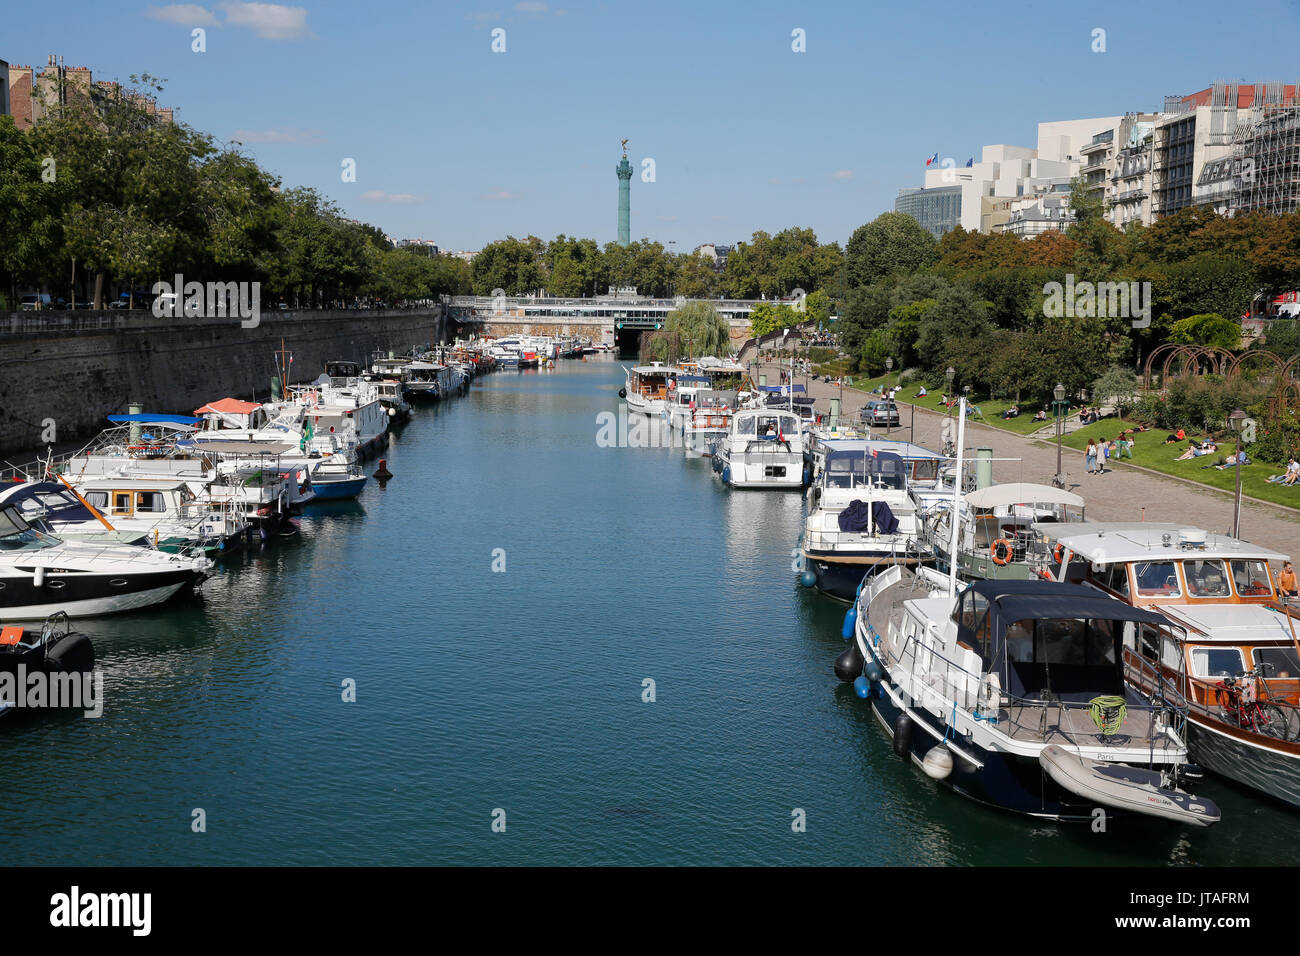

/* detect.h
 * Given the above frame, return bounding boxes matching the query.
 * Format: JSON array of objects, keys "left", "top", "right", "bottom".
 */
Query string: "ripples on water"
[{"left": 0, "top": 360, "right": 1292, "bottom": 865}]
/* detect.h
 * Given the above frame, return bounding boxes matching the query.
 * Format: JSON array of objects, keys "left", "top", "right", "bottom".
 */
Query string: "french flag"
[{"left": 925, "top": 152, "right": 938, "bottom": 167}]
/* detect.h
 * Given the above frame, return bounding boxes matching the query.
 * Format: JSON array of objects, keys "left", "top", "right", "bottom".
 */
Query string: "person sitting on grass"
[
  {"left": 1163, "top": 428, "right": 1187, "bottom": 444},
  {"left": 1033, "top": 408, "right": 1047, "bottom": 422},
  {"left": 916, "top": 386, "right": 927, "bottom": 398},
  {"left": 1002, "top": 404, "right": 1020, "bottom": 419},
  {"left": 1284, "top": 458, "right": 1300, "bottom": 485},
  {"left": 1175, "top": 439, "right": 1216, "bottom": 461}
]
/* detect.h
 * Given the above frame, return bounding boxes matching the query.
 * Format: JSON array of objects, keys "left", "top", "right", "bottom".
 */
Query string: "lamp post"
[
  {"left": 1230, "top": 408, "right": 1246, "bottom": 538},
  {"left": 1053, "top": 383, "right": 1067, "bottom": 489},
  {"left": 885, "top": 357, "right": 894, "bottom": 435}
]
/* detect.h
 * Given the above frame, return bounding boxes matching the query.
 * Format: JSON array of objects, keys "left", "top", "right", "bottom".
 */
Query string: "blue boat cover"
[
  {"left": 758, "top": 384, "right": 806, "bottom": 393},
  {"left": 108, "top": 413, "right": 203, "bottom": 425},
  {"left": 872, "top": 500, "right": 899, "bottom": 535},
  {"left": 837, "top": 499, "right": 871, "bottom": 533}
]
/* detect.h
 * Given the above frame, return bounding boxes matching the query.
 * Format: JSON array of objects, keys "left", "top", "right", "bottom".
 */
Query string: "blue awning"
[
  {"left": 108, "top": 414, "right": 203, "bottom": 425},
  {"left": 758, "top": 384, "right": 806, "bottom": 393}
]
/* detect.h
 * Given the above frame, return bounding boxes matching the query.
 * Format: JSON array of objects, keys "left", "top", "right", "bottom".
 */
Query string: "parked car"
[
  {"left": 19, "top": 293, "right": 51, "bottom": 311},
  {"left": 859, "top": 400, "right": 901, "bottom": 427}
]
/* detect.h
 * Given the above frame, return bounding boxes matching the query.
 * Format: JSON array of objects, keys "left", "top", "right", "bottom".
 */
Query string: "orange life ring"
[
  {"left": 991, "top": 538, "right": 1013, "bottom": 566},
  {"left": 1053, "top": 543, "right": 1066, "bottom": 565}
]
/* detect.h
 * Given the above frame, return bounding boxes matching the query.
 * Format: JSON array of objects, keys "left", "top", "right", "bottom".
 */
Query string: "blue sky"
[{"left": 7, "top": 0, "right": 1299, "bottom": 250}]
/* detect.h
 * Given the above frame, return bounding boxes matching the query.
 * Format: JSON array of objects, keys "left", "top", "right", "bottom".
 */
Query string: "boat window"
[
  {"left": 84, "top": 492, "right": 108, "bottom": 510},
  {"left": 956, "top": 590, "right": 989, "bottom": 630},
  {"left": 1161, "top": 636, "right": 1182, "bottom": 672},
  {"left": 112, "top": 492, "right": 132, "bottom": 515},
  {"left": 1006, "top": 619, "right": 1034, "bottom": 663},
  {"left": 1085, "top": 619, "right": 1117, "bottom": 665},
  {"left": 1133, "top": 561, "right": 1180, "bottom": 597},
  {"left": 912, "top": 460, "right": 939, "bottom": 482},
  {"left": 1255, "top": 647, "right": 1300, "bottom": 679},
  {"left": 0, "top": 507, "right": 54, "bottom": 551},
  {"left": 1189, "top": 646, "right": 1245, "bottom": 679},
  {"left": 135, "top": 492, "right": 166, "bottom": 513},
  {"left": 1138, "top": 624, "right": 1161, "bottom": 662},
  {"left": 737, "top": 417, "right": 757, "bottom": 436},
  {"left": 1184, "top": 559, "right": 1231, "bottom": 598},
  {"left": 1035, "top": 619, "right": 1088, "bottom": 665},
  {"left": 1097, "top": 563, "right": 1130, "bottom": 596},
  {"left": 1229, "top": 559, "right": 1273, "bottom": 597}
]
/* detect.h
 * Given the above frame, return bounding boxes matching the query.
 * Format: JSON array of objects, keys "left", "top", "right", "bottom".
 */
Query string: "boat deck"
[{"left": 865, "top": 567, "right": 1182, "bottom": 757}]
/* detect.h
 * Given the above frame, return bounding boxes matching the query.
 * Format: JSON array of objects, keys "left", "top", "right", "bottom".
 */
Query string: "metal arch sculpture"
[
  {"left": 1226, "top": 349, "right": 1286, "bottom": 383},
  {"left": 1283, "top": 354, "right": 1300, "bottom": 386},
  {"left": 1160, "top": 345, "right": 1219, "bottom": 385},
  {"left": 1142, "top": 343, "right": 1184, "bottom": 390}
]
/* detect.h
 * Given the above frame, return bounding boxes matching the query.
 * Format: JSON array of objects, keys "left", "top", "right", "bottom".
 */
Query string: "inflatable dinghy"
[{"left": 1039, "top": 745, "right": 1220, "bottom": 827}]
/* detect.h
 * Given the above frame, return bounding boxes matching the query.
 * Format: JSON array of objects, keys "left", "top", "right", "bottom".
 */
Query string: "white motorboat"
[
  {"left": 796, "top": 439, "right": 946, "bottom": 601},
  {"left": 621, "top": 363, "right": 679, "bottom": 416},
  {"left": 0, "top": 498, "right": 210, "bottom": 620},
  {"left": 711, "top": 408, "right": 808, "bottom": 489}
]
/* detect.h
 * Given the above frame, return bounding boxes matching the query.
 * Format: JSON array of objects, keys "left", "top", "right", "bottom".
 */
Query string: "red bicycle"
[{"left": 1216, "top": 664, "right": 1292, "bottom": 740}]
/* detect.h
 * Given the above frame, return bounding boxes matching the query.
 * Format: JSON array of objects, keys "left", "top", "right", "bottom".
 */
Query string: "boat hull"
[
  {"left": 309, "top": 475, "right": 368, "bottom": 500},
  {"left": 0, "top": 568, "right": 202, "bottom": 621},
  {"left": 803, "top": 552, "right": 919, "bottom": 603},
  {"left": 1187, "top": 717, "right": 1300, "bottom": 808}
]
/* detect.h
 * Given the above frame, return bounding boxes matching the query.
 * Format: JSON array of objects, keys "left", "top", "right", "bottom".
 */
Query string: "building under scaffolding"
[{"left": 1232, "top": 99, "right": 1300, "bottom": 216}]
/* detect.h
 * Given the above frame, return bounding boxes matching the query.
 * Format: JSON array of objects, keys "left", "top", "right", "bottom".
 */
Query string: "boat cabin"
[{"left": 195, "top": 398, "right": 269, "bottom": 432}]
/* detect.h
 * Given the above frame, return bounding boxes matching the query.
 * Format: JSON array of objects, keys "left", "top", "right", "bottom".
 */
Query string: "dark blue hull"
[{"left": 866, "top": 685, "right": 1100, "bottom": 820}]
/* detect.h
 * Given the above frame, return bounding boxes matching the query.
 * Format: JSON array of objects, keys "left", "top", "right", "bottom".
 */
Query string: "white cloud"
[
  {"left": 479, "top": 190, "right": 521, "bottom": 201},
  {"left": 832, "top": 169, "right": 853, "bottom": 180},
  {"left": 232, "top": 127, "right": 322, "bottom": 144},
  {"left": 147, "top": 3, "right": 219, "bottom": 26},
  {"left": 359, "top": 190, "right": 425, "bottom": 204},
  {"left": 219, "top": 2, "right": 311, "bottom": 39}
]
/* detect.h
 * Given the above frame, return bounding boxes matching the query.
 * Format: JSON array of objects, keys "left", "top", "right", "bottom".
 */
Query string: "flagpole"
[{"left": 946, "top": 398, "right": 967, "bottom": 599}]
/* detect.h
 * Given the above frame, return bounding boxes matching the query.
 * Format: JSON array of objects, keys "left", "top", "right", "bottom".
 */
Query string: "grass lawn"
[{"left": 1059, "top": 419, "right": 1300, "bottom": 510}]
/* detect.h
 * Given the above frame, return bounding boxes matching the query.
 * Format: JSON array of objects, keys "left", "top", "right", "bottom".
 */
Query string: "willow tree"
[{"left": 666, "top": 300, "right": 731, "bottom": 359}]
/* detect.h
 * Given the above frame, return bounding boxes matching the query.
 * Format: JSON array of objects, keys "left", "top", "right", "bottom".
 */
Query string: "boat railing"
[
  {"left": 1179, "top": 669, "right": 1300, "bottom": 741},
  {"left": 894, "top": 630, "right": 1187, "bottom": 751}
]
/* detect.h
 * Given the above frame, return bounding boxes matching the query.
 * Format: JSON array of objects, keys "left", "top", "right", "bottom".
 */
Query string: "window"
[
  {"left": 1099, "top": 563, "right": 1130, "bottom": 596},
  {"left": 135, "top": 492, "right": 166, "bottom": 514},
  {"left": 1134, "top": 561, "right": 1180, "bottom": 597},
  {"left": 1230, "top": 559, "right": 1272, "bottom": 597},
  {"left": 1190, "top": 646, "right": 1245, "bottom": 679},
  {"left": 112, "top": 493, "right": 132, "bottom": 515},
  {"left": 1035, "top": 619, "right": 1087, "bottom": 665},
  {"left": 1138, "top": 624, "right": 1161, "bottom": 662},
  {"left": 1185, "top": 559, "right": 1231, "bottom": 598},
  {"left": 84, "top": 492, "right": 108, "bottom": 510},
  {"left": 1255, "top": 647, "right": 1300, "bottom": 679}
]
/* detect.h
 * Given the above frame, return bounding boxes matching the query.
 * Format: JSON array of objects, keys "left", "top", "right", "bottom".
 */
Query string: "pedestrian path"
[{"left": 758, "top": 363, "right": 1300, "bottom": 555}]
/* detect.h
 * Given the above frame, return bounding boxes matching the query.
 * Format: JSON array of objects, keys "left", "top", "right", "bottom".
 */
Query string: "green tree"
[
  {"left": 845, "top": 212, "right": 937, "bottom": 289},
  {"left": 1169, "top": 312, "right": 1242, "bottom": 350}
]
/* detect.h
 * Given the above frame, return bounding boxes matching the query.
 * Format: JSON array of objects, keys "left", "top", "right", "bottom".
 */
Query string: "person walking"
[{"left": 1085, "top": 439, "right": 1098, "bottom": 476}]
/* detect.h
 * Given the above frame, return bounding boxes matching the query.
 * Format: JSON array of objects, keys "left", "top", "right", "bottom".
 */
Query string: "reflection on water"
[{"left": 0, "top": 358, "right": 1293, "bottom": 865}]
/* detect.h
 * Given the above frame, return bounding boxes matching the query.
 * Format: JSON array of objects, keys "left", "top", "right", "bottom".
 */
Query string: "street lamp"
[
  {"left": 1230, "top": 408, "right": 1247, "bottom": 538},
  {"left": 1053, "top": 383, "right": 1067, "bottom": 489},
  {"left": 885, "top": 357, "right": 894, "bottom": 434}
]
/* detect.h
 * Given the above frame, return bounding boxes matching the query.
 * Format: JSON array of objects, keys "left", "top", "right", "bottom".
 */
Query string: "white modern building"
[{"left": 896, "top": 116, "right": 1124, "bottom": 236}]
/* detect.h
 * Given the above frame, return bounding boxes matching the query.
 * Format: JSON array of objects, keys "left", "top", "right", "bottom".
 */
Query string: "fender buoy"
[
  {"left": 893, "top": 714, "right": 913, "bottom": 759},
  {"left": 1053, "top": 543, "right": 1066, "bottom": 565},
  {"left": 991, "top": 538, "right": 1013, "bottom": 566}
]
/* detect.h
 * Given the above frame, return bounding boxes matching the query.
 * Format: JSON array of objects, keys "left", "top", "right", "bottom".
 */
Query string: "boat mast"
[{"left": 946, "top": 398, "right": 967, "bottom": 599}]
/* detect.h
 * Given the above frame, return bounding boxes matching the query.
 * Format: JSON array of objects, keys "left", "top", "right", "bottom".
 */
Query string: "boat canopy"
[
  {"left": 824, "top": 448, "right": 906, "bottom": 489},
  {"left": 178, "top": 438, "right": 296, "bottom": 456},
  {"left": 107, "top": 413, "right": 203, "bottom": 425},
  {"left": 0, "top": 481, "right": 99, "bottom": 524},
  {"left": 963, "top": 483, "right": 1084, "bottom": 510},
  {"left": 758, "top": 384, "right": 806, "bottom": 393},
  {"left": 194, "top": 398, "right": 262, "bottom": 416},
  {"left": 953, "top": 579, "right": 1177, "bottom": 700}
]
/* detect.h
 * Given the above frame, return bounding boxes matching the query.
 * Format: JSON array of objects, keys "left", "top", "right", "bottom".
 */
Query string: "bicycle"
[{"left": 1216, "top": 663, "right": 1292, "bottom": 740}]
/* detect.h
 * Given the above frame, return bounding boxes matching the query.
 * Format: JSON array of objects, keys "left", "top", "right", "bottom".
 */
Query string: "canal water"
[{"left": 1, "top": 358, "right": 1294, "bottom": 865}]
